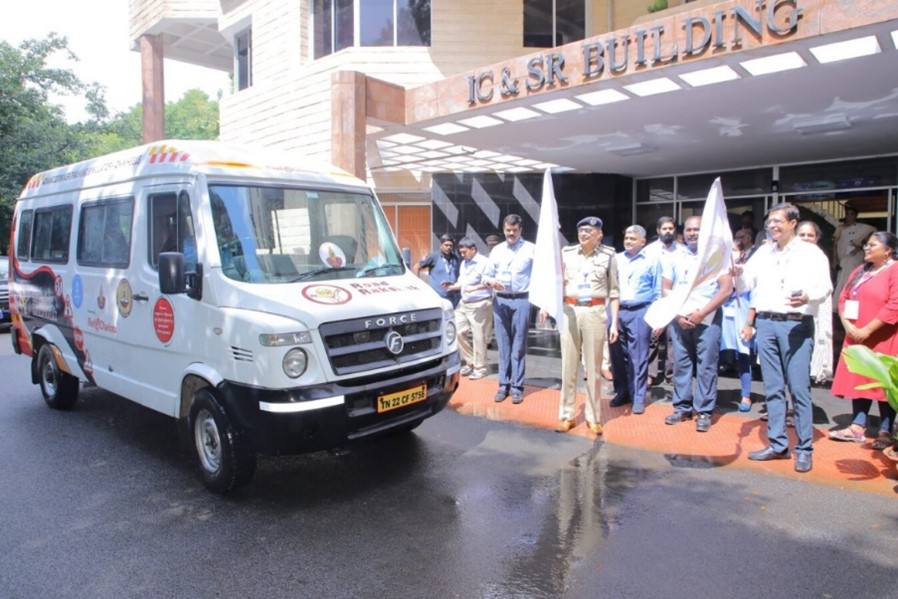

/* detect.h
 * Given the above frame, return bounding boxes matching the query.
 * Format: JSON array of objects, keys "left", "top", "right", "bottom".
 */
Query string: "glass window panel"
[
  {"left": 555, "top": 0, "right": 584, "bottom": 46},
  {"left": 313, "top": 0, "right": 333, "bottom": 59},
  {"left": 634, "top": 203, "right": 676, "bottom": 243},
  {"left": 361, "top": 0, "right": 394, "bottom": 47},
  {"left": 335, "top": 0, "right": 354, "bottom": 51},
  {"left": 397, "top": 0, "right": 430, "bottom": 46},
  {"left": 236, "top": 29, "right": 252, "bottom": 90},
  {"left": 779, "top": 156, "right": 898, "bottom": 193},
  {"left": 524, "top": 0, "right": 553, "bottom": 47},
  {"left": 16, "top": 210, "right": 33, "bottom": 260},
  {"left": 636, "top": 177, "right": 675, "bottom": 203}
]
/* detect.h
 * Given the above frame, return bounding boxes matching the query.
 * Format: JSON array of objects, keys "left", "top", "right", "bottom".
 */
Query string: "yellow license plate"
[{"left": 377, "top": 384, "right": 427, "bottom": 413}]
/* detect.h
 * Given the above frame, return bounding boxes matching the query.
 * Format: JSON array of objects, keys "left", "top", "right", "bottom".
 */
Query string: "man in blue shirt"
[
  {"left": 443, "top": 237, "right": 493, "bottom": 380},
  {"left": 609, "top": 225, "right": 661, "bottom": 414},
  {"left": 484, "top": 214, "right": 535, "bottom": 404},
  {"left": 662, "top": 215, "right": 733, "bottom": 432},
  {"left": 414, "top": 233, "right": 460, "bottom": 307}
]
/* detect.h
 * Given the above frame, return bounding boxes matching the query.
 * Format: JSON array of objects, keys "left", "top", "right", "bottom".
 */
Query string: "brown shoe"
[
  {"left": 555, "top": 419, "right": 575, "bottom": 433},
  {"left": 587, "top": 421, "right": 603, "bottom": 435}
]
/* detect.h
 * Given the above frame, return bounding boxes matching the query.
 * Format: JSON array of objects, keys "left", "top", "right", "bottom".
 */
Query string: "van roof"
[{"left": 18, "top": 140, "right": 367, "bottom": 200}]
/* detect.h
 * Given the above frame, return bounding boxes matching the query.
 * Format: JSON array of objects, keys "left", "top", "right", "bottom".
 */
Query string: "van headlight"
[
  {"left": 283, "top": 348, "right": 308, "bottom": 378},
  {"left": 443, "top": 307, "right": 457, "bottom": 346},
  {"left": 260, "top": 331, "right": 312, "bottom": 346}
]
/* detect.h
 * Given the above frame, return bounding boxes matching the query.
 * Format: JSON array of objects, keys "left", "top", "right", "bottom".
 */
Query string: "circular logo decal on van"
[
  {"left": 302, "top": 284, "right": 351, "bottom": 305},
  {"left": 116, "top": 279, "right": 133, "bottom": 318},
  {"left": 72, "top": 275, "right": 83, "bottom": 309},
  {"left": 318, "top": 242, "right": 347, "bottom": 268},
  {"left": 153, "top": 297, "right": 175, "bottom": 344}
]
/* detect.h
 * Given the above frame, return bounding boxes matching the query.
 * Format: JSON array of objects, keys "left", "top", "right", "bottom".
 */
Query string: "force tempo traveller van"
[{"left": 9, "top": 140, "right": 460, "bottom": 492}]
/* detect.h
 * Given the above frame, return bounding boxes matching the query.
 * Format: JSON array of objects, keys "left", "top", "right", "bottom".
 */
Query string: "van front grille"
[{"left": 319, "top": 308, "right": 443, "bottom": 376}]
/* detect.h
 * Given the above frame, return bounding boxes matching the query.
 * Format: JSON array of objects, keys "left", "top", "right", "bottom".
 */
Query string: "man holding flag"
[{"left": 646, "top": 178, "right": 733, "bottom": 433}]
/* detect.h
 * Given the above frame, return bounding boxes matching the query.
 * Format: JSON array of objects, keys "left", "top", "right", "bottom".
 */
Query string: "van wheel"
[
  {"left": 37, "top": 344, "right": 79, "bottom": 410},
  {"left": 189, "top": 389, "right": 256, "bottom": 493}
]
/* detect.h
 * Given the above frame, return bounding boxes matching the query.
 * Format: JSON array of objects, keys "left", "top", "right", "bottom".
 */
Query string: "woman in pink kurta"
[{"left": 829, "top": 231, "right": 898, "bottom": 450}]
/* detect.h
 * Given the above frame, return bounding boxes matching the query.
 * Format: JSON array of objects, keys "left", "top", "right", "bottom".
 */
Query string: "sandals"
[
  {"left": 828, "top": 427, "right": 866, "bottom": 443},
  {"left": 871, "top": 432, "right": 892, "bottom": 451}
]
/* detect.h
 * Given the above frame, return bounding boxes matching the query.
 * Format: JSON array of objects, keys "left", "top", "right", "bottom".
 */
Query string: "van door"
[{"left": 125, "top": 187, "right": 202, "bottom": 417}]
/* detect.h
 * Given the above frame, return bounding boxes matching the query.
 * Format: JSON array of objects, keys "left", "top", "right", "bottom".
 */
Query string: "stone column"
[
  {"left": 140, "top": 34, "right": 165, "bottom": 143},
  {"left": 331, "top": 71, "right": 367, "bottom": 180}
]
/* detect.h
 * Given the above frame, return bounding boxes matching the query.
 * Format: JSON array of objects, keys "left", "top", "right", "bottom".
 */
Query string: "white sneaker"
[
  {"left": 460, "top": 366, "right": 473, "bottom": 376},
  {"left": 468, "top": 371, "right": 486, "bottom": 380}
]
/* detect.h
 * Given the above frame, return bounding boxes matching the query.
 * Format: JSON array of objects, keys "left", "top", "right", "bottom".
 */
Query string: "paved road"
[{"left": 0, "top": 332, "right": 896, "bottom": 598}]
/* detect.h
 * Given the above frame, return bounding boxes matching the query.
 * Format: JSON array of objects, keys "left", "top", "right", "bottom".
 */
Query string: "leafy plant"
[
  {"left": 648, "top": 0, "right": 669, "bottom": 13},
  {"left": 841, "top": 345, "right": 898, "bottom": 413}
]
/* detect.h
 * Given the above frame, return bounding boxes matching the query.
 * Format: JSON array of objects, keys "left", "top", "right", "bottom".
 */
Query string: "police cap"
[{"left": 577, "top": 216, "right": 603, "bottom": 230}]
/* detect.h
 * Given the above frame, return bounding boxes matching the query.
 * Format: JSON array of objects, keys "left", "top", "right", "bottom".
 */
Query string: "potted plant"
[{"left": 842, "top": 345, "right": 898, "bottom": 466}]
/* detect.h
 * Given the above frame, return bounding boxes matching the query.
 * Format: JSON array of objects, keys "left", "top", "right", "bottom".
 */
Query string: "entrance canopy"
[{"left": 363, "top": 1, "right": 898, "bottom": 178}]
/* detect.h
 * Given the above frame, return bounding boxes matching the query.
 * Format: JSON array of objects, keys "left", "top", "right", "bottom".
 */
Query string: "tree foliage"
[
  {"left": 0, "top": 33, "right": 221, "bottom": 248},
  {"left": 0, "top": 34, "right": 93, "bottom": 246}
]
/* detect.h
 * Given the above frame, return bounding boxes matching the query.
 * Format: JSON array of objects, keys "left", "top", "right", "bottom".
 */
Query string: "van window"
[
  {"left": 16, "top": 209, "right": 34, "bottom": 260},
  {"left": 31, "top": 205, "right": 73, "bottom": 263},
  {"left": 77, "top": 198, "right": 134, "bottom": 268},
  {"left": 150, "top": 191, "right": 197, "bottom": 271},
  {"left": 208, "top": 184, "right": 404, "bottom": 283}
]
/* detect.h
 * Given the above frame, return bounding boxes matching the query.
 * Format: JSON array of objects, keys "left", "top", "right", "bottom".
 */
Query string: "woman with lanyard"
[{"left": 828, "top": 231, "right": 898, "bottom": 450}]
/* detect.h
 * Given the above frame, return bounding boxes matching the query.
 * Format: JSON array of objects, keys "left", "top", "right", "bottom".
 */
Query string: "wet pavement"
[{"left": 450, "top": 329, "right": 898, "bottom": 497}]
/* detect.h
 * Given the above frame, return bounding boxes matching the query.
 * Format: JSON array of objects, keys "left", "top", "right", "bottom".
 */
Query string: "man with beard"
[
  {"left": 662, "top": 215, "right": 733, "bottom": 433},
  {"left": 414, "top": 233, "right": 461, "bottom": 307},
  {"left": 644, "top": 216, "right": 687, "bottom": 384}
]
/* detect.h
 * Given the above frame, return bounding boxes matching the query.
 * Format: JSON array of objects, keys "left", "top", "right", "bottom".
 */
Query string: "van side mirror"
[
  {"left": 159, "top": 252, "right": 185, "bottom": 294},
  {"left": 159, "top": 252, "right": 203, "bottom": 300}
]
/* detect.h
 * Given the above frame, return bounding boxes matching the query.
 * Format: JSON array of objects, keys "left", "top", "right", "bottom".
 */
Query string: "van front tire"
[
  {"left": 37, "top": 344, "right": 79, "bottom": 410},
  {"left": 189, "top": 388, "right": 256, "bottom": 493}
]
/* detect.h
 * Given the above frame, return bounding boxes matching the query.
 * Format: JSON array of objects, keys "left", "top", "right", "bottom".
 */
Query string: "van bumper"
[{"left": 216, "top": 351, "right": 460, "bottom": 456}]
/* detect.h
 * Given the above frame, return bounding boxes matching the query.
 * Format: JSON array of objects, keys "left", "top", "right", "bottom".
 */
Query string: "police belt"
[{"left": 564, "top": 297, "right": 605, "bottom": 307}]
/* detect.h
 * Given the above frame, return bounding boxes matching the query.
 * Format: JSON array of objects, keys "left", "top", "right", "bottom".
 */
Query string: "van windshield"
[{"left": 208, "top": 184, "right": 406, "bottom": 283}]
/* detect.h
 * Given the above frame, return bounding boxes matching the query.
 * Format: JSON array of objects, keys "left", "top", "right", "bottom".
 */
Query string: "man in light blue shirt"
[
  {"left": 483, "top": 214, "right": 535, "bottom": 404},
  {"left": 609, "top": 225, "right": 661, "bottom": 414},
  {"left": 662, "top": 215, "right": 733, "bottom": 432},
  {"left": 443, "top": 237, "right": 493, "bottom": 380}
]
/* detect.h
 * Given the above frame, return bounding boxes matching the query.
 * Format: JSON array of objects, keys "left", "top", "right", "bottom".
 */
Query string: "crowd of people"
[{"left": 415, "top": 205, "right": 898, "bottom": 475}]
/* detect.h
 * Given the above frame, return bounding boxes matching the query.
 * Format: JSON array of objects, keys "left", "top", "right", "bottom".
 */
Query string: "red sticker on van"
[{"left": 153, "top": 298, "right": 175, "bottom": 343}]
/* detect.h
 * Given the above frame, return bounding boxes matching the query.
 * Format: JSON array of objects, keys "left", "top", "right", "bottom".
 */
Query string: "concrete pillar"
[
  {"left": 140, "top": 34, "right": 165, "bottom": 143},
  {"left": 331, "top": 71, "right": 367, "bottom": 180}
]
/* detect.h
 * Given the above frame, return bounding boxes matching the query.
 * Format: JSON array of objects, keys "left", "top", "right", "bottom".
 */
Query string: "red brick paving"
[{"left": 449, "top": 377, "right": 898, "bottom": 497}]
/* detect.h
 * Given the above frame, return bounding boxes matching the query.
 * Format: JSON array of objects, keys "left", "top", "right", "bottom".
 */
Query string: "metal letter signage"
[{"left": 466, "top": 0, "right": 802, "bottom": 104}]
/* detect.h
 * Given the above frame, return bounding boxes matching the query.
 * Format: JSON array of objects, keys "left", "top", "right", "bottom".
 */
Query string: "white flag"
[
  {"left": 644, "top": 177, "right": 732, "bottom": 329},
  {"left": 530, "top": 169, "right": 564, "bottom": 330}
]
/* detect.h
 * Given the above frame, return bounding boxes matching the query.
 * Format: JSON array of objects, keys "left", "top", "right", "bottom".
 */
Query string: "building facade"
[{"left": 129, "top": 0, "right": 898, "bottom": 261}]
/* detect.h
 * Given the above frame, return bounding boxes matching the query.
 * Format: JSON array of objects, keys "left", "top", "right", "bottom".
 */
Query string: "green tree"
[{"left": 0, "top": 33, "right": 95, "bottom": 246}]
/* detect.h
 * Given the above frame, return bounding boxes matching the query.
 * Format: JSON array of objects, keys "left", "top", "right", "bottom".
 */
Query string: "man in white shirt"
[
  {"left": 736, "top": 203, "right": 832, "bottom": 473},
  {"left": 443, "top": 237, "right": 493, "bottom": 380}
]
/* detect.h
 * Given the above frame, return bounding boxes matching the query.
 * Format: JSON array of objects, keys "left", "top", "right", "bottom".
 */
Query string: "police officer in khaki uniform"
[{"left": 541, "top": 216, "right": 619, "bottom": 435}]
